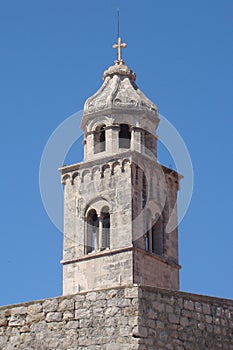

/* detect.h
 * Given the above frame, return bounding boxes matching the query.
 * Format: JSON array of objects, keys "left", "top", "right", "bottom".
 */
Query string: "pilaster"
[{"left": 105, "top": 125, "right": 120, "bottom": 155}]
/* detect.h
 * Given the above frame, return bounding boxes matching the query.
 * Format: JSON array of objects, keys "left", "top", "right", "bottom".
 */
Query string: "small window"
[
  {"left": 152, "top": 215, "right": 164, "bottom": 255},
  {"left": 119, "top": 124, "right": 131, "bottom": 149},
  {"left": 86, "top": 209, "right": 99, "bottom": 254},
  {"left": 94, "top": 124, "right": 106, "bottom": 153}
]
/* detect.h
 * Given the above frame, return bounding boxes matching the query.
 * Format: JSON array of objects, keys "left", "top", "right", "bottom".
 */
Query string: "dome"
[{"left": 83, "top": 62, "right": 158, "bottom": 115}]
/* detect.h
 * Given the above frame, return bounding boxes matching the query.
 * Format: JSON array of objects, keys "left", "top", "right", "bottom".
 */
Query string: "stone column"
[
  {"left": 94, "top": 229, "right": 98, "bottom": 252},
  {"left": 130, "top": 127, "right": 143, "bottom": 153},
  {"left": 98, "top": 215, "right": 103, "bottom": 250},
  {"left": 86, "top": 131, "right": 95, "bottom": 160},
  {"left": 105, "top": 125, "right": 120, "bottom": 155}
]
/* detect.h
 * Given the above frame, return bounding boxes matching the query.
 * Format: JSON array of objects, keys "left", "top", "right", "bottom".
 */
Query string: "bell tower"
[{"left": 60, "top": 38, "right": 182, "bottom": 295}]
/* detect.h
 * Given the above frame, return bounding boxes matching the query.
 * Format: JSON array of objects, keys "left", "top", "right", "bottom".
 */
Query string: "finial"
[
  {"left": 112, "top": 37, "right": 127, "bottom": 65},
  {"left": 112, "top": 9, "right": 127, "bottom": 65}
]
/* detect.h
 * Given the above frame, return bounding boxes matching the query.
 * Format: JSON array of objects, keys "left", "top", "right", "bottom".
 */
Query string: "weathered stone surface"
[
  {"left": 0, "top": 285, "right": 232, "bottom": 349},
  {"left": 184, "top": 300, "right": 194, "bottom": 311},
  {"left": 11, "top": 306, "right": 27, "bottom": 315},
  {"left": 58, "top": 298, "right": 74, "bottom": 311},
  {"left": 9, "top": 314, "right": 25, "bottom": 326},
  {"left": 168, "top": 313, "right": 180, "bottom": 324},
  {"left": 45, "top": 311, "right": 63, "bottom": 322},
  {"left": 27, "top": 303, "right": 42, "bottom": 314},
  {"left": 42, "top": 299, "right": 58, "bottom": 312}
]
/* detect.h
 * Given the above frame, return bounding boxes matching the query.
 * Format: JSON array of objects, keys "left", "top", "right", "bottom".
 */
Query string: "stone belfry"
[{"left": 60, "top": 37, "right": 182, "bottom": 295}]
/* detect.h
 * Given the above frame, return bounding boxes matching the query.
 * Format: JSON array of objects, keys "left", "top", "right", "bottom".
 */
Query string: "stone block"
[
  {"left": 132, "top": 325, "right": 148, "bottom": 338},
  {"left": 11, "top": 306, "right": 27, "bottom": 315},
  {"left": 198, "top": 322, "right": 205, "bottom": 331},
  {"left": 9, "top": 314, "right": 25, "bottom": 327},
  {"left": 105, "top": 306, "right": 120, "bottom": 317},
  {"left": 202, "top": 303, "right": 211, "bottom": 315},
  {"left": 26, "top": 312, "right": 45, "bottom": 323},
  {"left": 65, "top": 320, "right": 79, "bottom": 329},
  {"left": 118, "top": 298, "right": 132, "bottom": 307},
  {"left": 92, "top": 307, "right": 104, "bottom": 316},
  {"left": 168, "top": 313, "right": 180, "bottom": 324},
  {"left": 224, "top": 308, "right": 232, "bottom": 319},
  {"left": 205, "top": 324, "right": 213, "bottom": 333},
  {"left": 107, "top": 290, "right": 118, "bottom": 299},
  {"left": 119, "top": 325, "right": 132, "bottom": 336},
  {"left": 216, "top": 307, "right": 224, "bottom": 317},
  {"left": 75, "top": 294, "right": 85, "bottom": 302},
  {"left": 205, "top": 315, "right": 213, "bottom": 324},
  {"left": 79, "top": 318, "right": 92, "bottom": 328},
  {"left": 166, "top": 305, "right": 173, "bottom": 313},
  {"left": 58, "top": 299, "right": 75, "bottom": 311},
  {"left": 45, "top": 312, "right": 63, "bottom": 322},
  {"left": 125, "top": 287, "right": 139, "bottom": 299},
  {"left": 193, "top": 312, "right": 202, "bottom": 320},
  {"left": 0, "top": 311, "right": 8, "bottom": 326},
  {"left": 63, "top": 310, "right": 74, "bottom": 321},
  {"left": 180, "top": 316, "right": 189, "bottom": 327},
  {"left": 152, "top": 300, "right": 165, "bottom": 312},
  {"left": 75, "top": 309, "right": 91, "bottom": 320},
  {"left": 128, "top": 316, "right": 138, "bottom": 327},
  {"left": 28, "top": 303, "right": 42, "bottom": 314},
  {"left": 156, "top": 320, "right": 164, "bottom": 329},
  {"left": 195, "top": 302, "right": 202, "bottom": 312},
  {"left": 20, "top": 325, "right": 30, "bottom": 333},
  {"left": 43, "top": 299, "right": 58, "bottom": 312},
  {"left": 214, "top": 325, "right": 221, "bottom": 334},
  {"left": 184, "top": 300, "right": 194, "bottom": 311},
  {"left": 86, "top": 292, "right": 97, "bottom": 302}
]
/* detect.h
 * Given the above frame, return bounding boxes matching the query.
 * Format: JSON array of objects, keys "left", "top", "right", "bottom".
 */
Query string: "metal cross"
[{"left": 112, "top": 37, "right": 127, "bottom": 64}]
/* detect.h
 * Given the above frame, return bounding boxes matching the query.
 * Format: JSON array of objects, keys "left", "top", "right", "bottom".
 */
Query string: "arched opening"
[
  {"left": 86, "top": 209, "right": 99, "bottom": 254},
  {"left": 94, "top": 124, "right": 106, "bottom": 153},
  {"left": 152, "top": 214, "right": 164, "bottom": 255},
  {"left": 100, "top": 206, "right": 110, "bottom": 250},
  {"left": 119, "top": 124, "right": 131, "bottom": 149}
]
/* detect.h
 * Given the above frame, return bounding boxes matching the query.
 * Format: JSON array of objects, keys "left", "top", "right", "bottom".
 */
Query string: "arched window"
[
  {"left": 100, "top": 206, "right": 110, "bottom": 250},
  {"left": 119, "top": 124, "right": 131, "bottom": 149},
  {"left": 152, "top": 214, "right": 164, "bottom": 255},
  {"left": 94, "top": 124, "right": 106, "bottom": 153},
  {"left": 86, "top": 209, "right": 99, "bottom": 254}
]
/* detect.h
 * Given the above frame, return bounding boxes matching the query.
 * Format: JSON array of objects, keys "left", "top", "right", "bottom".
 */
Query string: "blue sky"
[{"left": 0, "top": 0, "right": 232, "bottom": 306}]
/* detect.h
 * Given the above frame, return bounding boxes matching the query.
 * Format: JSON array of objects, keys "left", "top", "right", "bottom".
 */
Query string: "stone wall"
[
  {"left": 133, "top": 248, "right": 179, "bottom": 290},
  {"left": 0, "top": 285, "right": 232, "bottom": 350},
  {"left": 63, "top": 248, "right": 133, "bottom": 295},
  {"left": 137, "top": 286, "right": 233, "bottom": 349}
]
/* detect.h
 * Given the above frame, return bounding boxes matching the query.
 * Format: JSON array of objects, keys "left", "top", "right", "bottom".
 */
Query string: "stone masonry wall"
[
  {"left": 0, "top": 285, "right": 232, "bottom": 350},
  {"left": 133, "top": 249, "right": 179, "bottom": 290},
  {"left": 0, "top": 286, "right": 142, "bottom": 350},
  {"left": 138, "top": 286, "right": 233, "bottom": 350}
]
